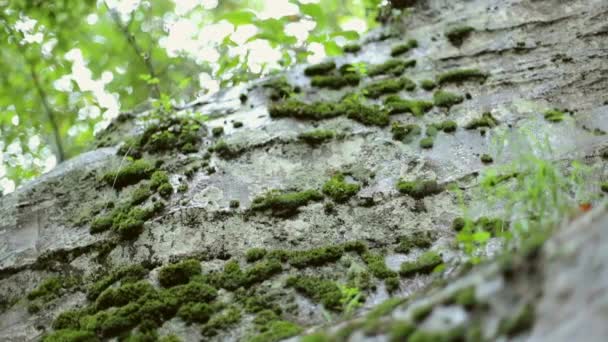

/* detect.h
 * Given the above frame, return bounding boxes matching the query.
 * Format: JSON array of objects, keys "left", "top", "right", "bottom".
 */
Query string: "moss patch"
[
  {"left": 395, "top": 231, "right": 434, "bottom": 253},
  {"left": 368, "top": 59, "right": 416, "bottom": 77},
  {"left": 248, "top": 320, "right": 303, "bottom": 342},
  {"left": 311, "top": 73, "right": 360, "bottom": 89},
  {"left": 289, "top": 245, "right": 344, "bottom": 268},
  {"left": 445, "top": 26, "right": 475, "bottom": 46},
  {"left": 304, "top": 61, "right": 336, "bottom": 76},
  {"left": 42, "top": 329, "right": 100, "bottom": 342},
  {"left": 420, "top": 79, "right": 436, "bottom": 91},
  {"left": 158, "top": 259, "right": 202, "bottom": 288},
  {"left": 465, "top": 112, "right": 498, "bottom": 129},
  {"left": 103, "top": 159, "right": 156, "bottom": 189},
  {"left": 437, "top": 69, "right": 487, "bottom": 85},
  {"left": 384, "top": 96, "right": 433, "bottom": 116},
  {"left": 286, "top": 276, "right": 342, "bottom": 311},
  {"left": 543, "top": 109, "right": 565, "bottom": 122},
  {"left": 343, "top": 43, "right": 361, "bottom": 53},
  {"left": 88, "top": 265, "right": 149, "bottom": 300},
  {"left": 212, "top": 126, "right": 224, "bottom": 137},
  {"left": 201, "top": 307, "right": 242, "bottom": 337},
  {"left": 251, "top": 189, "right": 324, "bottom": 217},
  {"left": 419, "top": 137, "right": 434, "bottom": 149},
  {"left": 400, "top": 251, "right": 443, "bottom": 276},
  {"left": 263, "top": 77, "right": 298, "bottom": 101},
  {"left": 28, "top": 277, "right": 63, "bottom": 302},
  {"left": 391, "top": 122, "right": 421, "bottom": 142},
  {"left": 298, "top": 129, "right": 335, "bottom": 145},
  {"left": 322, "top": 173, "right": 360, "bottom": 203},
  {"left": 481, "top": 154, "right": 493, "bottom": 163},
  {"left": 396, "top": 179, "right": 443, "bottom": 199},
  {"left": 499, "top": 303, "right": 535, "bottom": 337},
  {"left": 363, "top": 77, "right": 416, "bottom": 98},
  {"left": 390, "top": 39, "right": 418, "bottom": 57},
  {"left": 245, "top": 248, "right": 267, "bottom": 263},
  {"left": 433, "top": 90, "right": 464, "bottom": 109}
]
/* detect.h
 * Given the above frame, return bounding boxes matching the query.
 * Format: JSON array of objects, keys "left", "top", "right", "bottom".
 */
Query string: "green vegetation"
[
  {"left": 245, "top": 248, "right": 267, "bottom": 263},
  {"left": 602, "top": 182, "right": 608, "bottom": 193},
  {"left": 395, "top": 231, "right": 434, "bottom": 253},
  {"left": 212, "top": 140, "right": 241, "bottom": 159},
  {"left": 103, "top": 159, "right": 156, "bottom": 189},
  {"left": 420, "top": 79, "right": 437, "bottom": 91},
  {"left": 396, "top": 179, "right": 443, "bottom": 199},
  {"left": 445, "top": 26, "right": 475, "bottom": 46},
  {"left": 391, "top": 122, "right": 422, "bottom": 142},
  {"left": 419, "top": 137, "right": 434, "bottom": 149},
  {"left": 248, "top": 320, "right": 303, "bottom": 342},
  {"left": 42, "top": 329, "right": 100, "bottom": 342},
  {"left": 363, "top": 77, "right": 416, "bottom": 98},
  {"left": 390, "top": 39, "right": 418, "bottom": 57},
  {"left": 388, "top": 321, "right": 416, "bottom": 341},
  {"left": 481, "top": 154, "right": 494, "bottom": 163},
  {"left": 368, "top": 59, "right": 416, "bottom": 77},
  {"left": 544, "top": 109, "right": 566, "bottom": 122},
  {"left": 498, "top": 303, "right": 535, "bottom": 337},
  {"left": 178, "top": 302, "right": 214, "bottom": 324},
  {"left": 298, "top": 129, "right": 336, "bottom": 145},
  {"left": 28, "top": 277, "right": 63, "bottom": 303},
  {"left": 343, "top": 43, "right": 362, "bottom": 53},
  {"left": 201, "top": 307, "right": 242, "bottom": 337},
  {"left": 400, "top": 251, "right": 443, "bottom": 276},
  {"left": 88, "top": 265, "right": 149, "bottom": 300},
  {"left": 212, "top": 126, "right": 224, "bottom": 137},
  {"left": 251, "top": 189, "right": 324, "bottom": 217},
  {"left": 229, "top": 200, "right": 240, "bottom": 208},
  {"left": 322, "top": 173, "right": 361, "bottom": 202},
  {"left": 130, "top": 185, "right": 152, "bottom": 205},
  {"left": 263, "top": 77, "right": 298, "bottom": 101},
  {"left": 384, "top": 96, "right": 433, "bottom": 116},
  {"left": 433, "top": 90, "right": 464, "bottom": 109},
  {"left": 437, "top": 69, "right": 487, "bottom": 85},
  {"left": 286, "top": 276, "right": 343, "bottom": 311},
  {"left": 311, "top": 74, "right": 361, "bottom": 89},
  {"left": 289, "top": 245, "right": 344, "bottom": 268},
  {"left": 158, "top": 259, "right": 202, "bottom": 288},
  {"left": 304, "top": 61, "right": 336, "bottom": 76},
  {"left": 465, "top": 112, "right": 499, "bottom": 129}
]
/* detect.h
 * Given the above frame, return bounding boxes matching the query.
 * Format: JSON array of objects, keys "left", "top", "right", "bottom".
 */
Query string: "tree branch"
[
  {"left": 104, "top": 1, "right": 161, "bottom": 98},
  {"left": 0, "top": 15, "right": 65, "bottom": 162}
]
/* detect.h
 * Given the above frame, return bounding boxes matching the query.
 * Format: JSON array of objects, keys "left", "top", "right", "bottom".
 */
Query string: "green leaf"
[
  {"left": 220, "top": 10, "right": 257, "bottom": 26},
  {"left": 323, "top": 41, "right": 342, "bottom": 56}
]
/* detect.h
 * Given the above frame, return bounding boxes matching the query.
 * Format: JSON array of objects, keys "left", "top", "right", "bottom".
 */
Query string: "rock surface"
[{"left": 0, "top": 0, "right": 607, "bottom": 341}]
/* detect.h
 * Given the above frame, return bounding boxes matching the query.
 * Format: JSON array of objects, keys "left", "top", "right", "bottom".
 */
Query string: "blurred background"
[{"left": 0, "top": 0, "right": 387, "bottom": 194}]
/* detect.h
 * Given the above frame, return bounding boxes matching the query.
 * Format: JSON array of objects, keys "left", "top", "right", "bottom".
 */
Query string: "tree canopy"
[{"left": 0, "top": 0, "right": 386, "bottom": 193}]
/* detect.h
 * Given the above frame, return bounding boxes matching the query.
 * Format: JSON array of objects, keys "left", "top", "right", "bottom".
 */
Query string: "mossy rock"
[
  {"left": 322, "top": 173, "right": 360, "bottom": 203},
  {"left": 400, "top": 251, "right": 443, "bottom": 276}
]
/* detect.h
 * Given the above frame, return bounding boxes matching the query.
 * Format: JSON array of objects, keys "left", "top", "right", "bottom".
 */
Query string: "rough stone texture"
[{"left": 0, "top": 0, "right": 607, "bottom": 341}]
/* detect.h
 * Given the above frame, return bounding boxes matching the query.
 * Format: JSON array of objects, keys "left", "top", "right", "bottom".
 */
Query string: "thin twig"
[
  {"left": 103, "top": 1, "right": 161, "bottom": 98},
  {"left": 0, "top": 15, "right": 66, "bottom": 162}
]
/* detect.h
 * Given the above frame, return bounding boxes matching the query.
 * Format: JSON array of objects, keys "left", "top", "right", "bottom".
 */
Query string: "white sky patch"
[
  {"left": 285, "top": 19, "right": 315, "bottom": 44},
  {"left": 307, "top": 42, "right": 327, "bottom": 63},
  {"left": 258, "top": 0, "right": 299, "bottom": 20},
  {"left": 11, "top": 115, "right": 19, "bottom": 125},
  {"left": 341, "top": 17, "right": 367, "bottom": 33},
  {"left": 28, "top": 136, "right": 41, "bottom": 150}
]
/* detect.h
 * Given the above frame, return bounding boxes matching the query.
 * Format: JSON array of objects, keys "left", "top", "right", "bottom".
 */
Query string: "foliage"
[{"left": 1, "top": 0, "right": 383, "bottom": 192}]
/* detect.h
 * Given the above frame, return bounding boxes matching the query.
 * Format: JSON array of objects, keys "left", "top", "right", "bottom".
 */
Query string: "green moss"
[
  {"left": 158, "top": 259, "right": 202, "bottom": 288},
  {"left": 138, "top": 117, "right": 203, "bottom": 154},
  {"left": 111, "top": 206, "right": 154, "bottom": 240},
  {"left": 445, "top": 26, "right": 475, "bottom": 46},
  {"left": 391, "top": 122, "right": 421, "bottom": 142},
  {"left": 177, "top": 302, "right": 213, "bottom": 324},
  {"left": 53, "top": 310, "right": 83, "bottom": 330},
  {"left": 396, "top": 179, "right": 443, "bottom": 199},
  {"left": 452, "top": 217, "right": 466, "bottom": 231},
  {"left": 384, "top": 96, "right": 433, "bottom": 116},
  {"left": 245, "top": 248, "right": 267, "bottom": 263},
  {"left": 212, "top": 140, "right": 241, "bottom": 159},
  {"left": 322, "top": 173, "right": 360, "bottom": 203},
  {"left": 465, "top": 112, "right": 498, "bottom": 129},
  {"left": 366, "top": 297, "right": 407, "bottom": 320},
  {"left": 311, "top": 74, "right": 360, "bottom": 89},
  {"left": 251, "top": 189, "right": 324, "bottom": 217},
  {"left": 90, "top": 214, "right": 114, "bottom": 234},
  {"left": 481, "top": 154, "right": 493, "bottom": 163},
  {"left": 201, "top": 307, "right": 242, "bottom": 337},
  {"left": 602, "top": 182, "right": 608, "bottom": 193},
  {"left": 452, "top": 286, "right": 477, "bottom": 309},
  {"left": 286, "top": 276, "right": 342, "bottom": 311},
  {"left": 343, "top": 43, "right": 361, "bottom": 53},
  {"left": 248, "top": 320, "right": 303, "bottom": 342},
  {"left": 262, "top": 77, "right": 298, "bottom": 101},
  {"left": 289, "top": 245, "right": 344, "bottom": 268},
  {"left": 28, "top": 276, "right": 63, "bottom": 302},
  {"left": 157, "top": 182, "right": 173, "bottom": 198},
  {"left": 167, "top": 280, "right": 218, "bottom": 305},
  {"left": 395, "top": 231, "right": 434, "bottom": 253},
  {"left": 411, "top": 304, "right": 434, "bottom": 323},
  {"left": 342, "top": 96, "right": 390, "bottom": 126},
  {"left": 159, "top": 335, "right": 181, "bottom": 342},
  {"left": 95, "top": 281, "right": 155, "bottom": 311},
  {"left": 544, "top": 109, "right": 565, "bottom": 122},
  {"left": 419, "top": 137, "right": 434, "bottom": 149},
  {"left": 438, "top": 120, "right": 457, "bottom": 132},
  {"left": 390, "top": 39, "right": 418, "bottom": 57},
  {"left": 269, "top": 99, "right": 343, "bottom": 120},
  {"left": 298, "top": 129, "right": 335, "bottom": 145},
  {"left": 420, "top": 79, "right": 436, "bottom": 91},
  {"left": 242, "top": 259, "right": 283, "bottom": 286},
  {"left": 131, "top": 185, "right": 152, "bottom": 205},
  {"left": 388, "top": 321, "right": 416, "bottom": 342},
  {"left": 103, "top": 159, "right": 156, "bottom": 189},
  {"left": 362, "top": 252, "right": 398, "bottom": 279},
  {"left": 368, "top": 59, "right": 416, "bottom": 77},
  {"left": 400, "top": 251, "right": 443, "bottom": 276},
  {"left": 433, "top": 90, "right": 464, "bottom": 109},
  {"left": 363, "top": 77, "right": 416, "bottom": 98},
  {"left": 212, "top": 126, "right": 224, "bottom": 137},
  {"left": 88, "top": 265, "right": 149, "bottom": 300},
  {"left": 42, "top": 329, "right": 100, "bottom": 342},
  {"left": 304, "top": 61, "right": 336, "bottom": 76},
  {"left": 150, "top": 170, "right": 169, "bottom": 191},
  {"left": 499, "top": 303, "right": 535, "bottom": 337},
  {"left": 437, "top": 69, "right": 487, "bottom": 85},
  {"left": 301, "top": 332, "right": 332, "bottom": 342}
]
